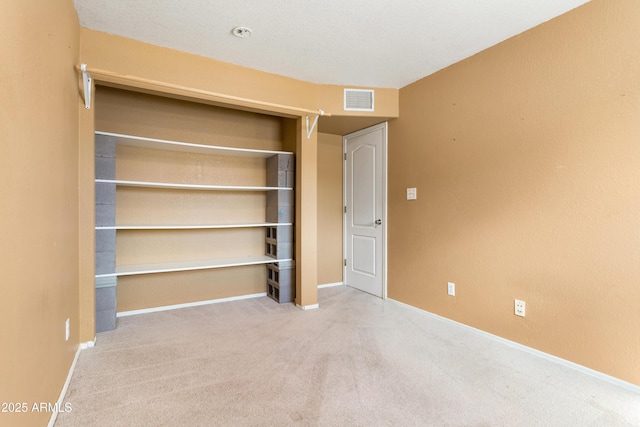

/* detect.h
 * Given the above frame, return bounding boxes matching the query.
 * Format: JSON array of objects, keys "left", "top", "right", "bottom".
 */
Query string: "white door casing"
[{"left": 344, "top": 123, "right": 387, "bottom": 298}]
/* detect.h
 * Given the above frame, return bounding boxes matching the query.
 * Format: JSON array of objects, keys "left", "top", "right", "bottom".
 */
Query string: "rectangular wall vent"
[{"left": 344, "top": 89, "right": 374, "bottom": 112}]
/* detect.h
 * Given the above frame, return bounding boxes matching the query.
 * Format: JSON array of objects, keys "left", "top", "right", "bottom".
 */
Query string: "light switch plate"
[{"left": 407, "top": 188, "right": 417, "bottom": 200}]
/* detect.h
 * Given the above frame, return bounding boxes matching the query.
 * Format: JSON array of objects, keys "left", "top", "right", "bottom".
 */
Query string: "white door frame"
[{"left": 343, "top": 122, "right": 388, "bottom": 299}]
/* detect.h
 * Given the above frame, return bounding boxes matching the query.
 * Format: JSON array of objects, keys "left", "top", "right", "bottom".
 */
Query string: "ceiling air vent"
[{"left": 344, "top": 89, "right": 374, "bottom": 112}]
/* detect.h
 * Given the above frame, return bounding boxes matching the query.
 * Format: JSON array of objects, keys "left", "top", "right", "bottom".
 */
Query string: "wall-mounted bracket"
[
  {"left": 306, "top": 110, "right": 325, "bottom": 139},
  {"left": 81, "top": 63, "right": 92, "bottom": 110}
]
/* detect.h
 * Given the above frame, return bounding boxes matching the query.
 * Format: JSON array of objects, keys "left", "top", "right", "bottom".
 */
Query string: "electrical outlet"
[
  {"left": 447, "top": 282, "right": 455, "bottom": 296},
  {"left": 515, "top": 300, "right": 525, "bottom": 317},
  {"left": 406, "top": 188, "right": 417, "bottom": 200},
  {"left": 65, "top": 318, "right": 70, "bottom": 341}
]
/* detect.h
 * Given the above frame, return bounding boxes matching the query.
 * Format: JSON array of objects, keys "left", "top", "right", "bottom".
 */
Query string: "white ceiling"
[{"left": 73, "top": 0, "right": 590, "bottom": 89}]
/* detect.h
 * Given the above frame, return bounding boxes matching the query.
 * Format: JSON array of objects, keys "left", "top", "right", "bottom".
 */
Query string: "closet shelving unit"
[{"left": 94, "top": 131, "right": 294, "bottom": 330}]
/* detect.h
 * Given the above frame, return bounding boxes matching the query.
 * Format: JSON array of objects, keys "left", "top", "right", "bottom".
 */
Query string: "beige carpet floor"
[{"left": 55, "top": 286, "right": 639, "bottom": 426}]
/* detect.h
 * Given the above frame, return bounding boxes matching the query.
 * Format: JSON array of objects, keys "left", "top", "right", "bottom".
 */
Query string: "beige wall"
[
  {"left": 388, "top": 0, "right": 640, "bottom": 386},
  {"left": 318, "top": 133, "right": 344, "bottom": 285},
  {"left": 0, "top": 1, "right": 81, "bottom": 425},
  {"left": 96, "top": 86, "right": 285, "bottom": 151}
]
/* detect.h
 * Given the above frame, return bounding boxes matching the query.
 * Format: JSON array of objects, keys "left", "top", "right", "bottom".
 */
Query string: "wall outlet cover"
[
  {"left": 448, "top": 282, "right": 455, "bottom": 296},
  {"left": 407, "top": 188, "right": 417, "bottom": 200},
  {"left": 515, "top": 299, "right": 526, "bottom": 317}
]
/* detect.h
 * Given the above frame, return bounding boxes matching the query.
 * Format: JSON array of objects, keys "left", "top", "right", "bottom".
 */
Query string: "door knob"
[{"left": 375, "top": 219, "right": 382, "bottom": 225}]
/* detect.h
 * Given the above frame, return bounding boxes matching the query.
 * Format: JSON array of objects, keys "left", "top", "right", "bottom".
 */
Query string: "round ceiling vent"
[{"left": 231, "top": 26, "right": 253, "bottom": 38}]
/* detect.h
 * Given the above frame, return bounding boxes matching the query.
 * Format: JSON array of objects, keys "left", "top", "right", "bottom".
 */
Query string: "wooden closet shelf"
[
  {"left": 96, "top": 179, "right": 292, "bottom": 191},
  {"left": 96, "top": 131, "right": 294, "bottom": 158},
  {"left": 96, "top": 256, "right": 293, "bottom": 278},
  {"left": 96, "top": 223, "right": 292, "bottom": 230}
]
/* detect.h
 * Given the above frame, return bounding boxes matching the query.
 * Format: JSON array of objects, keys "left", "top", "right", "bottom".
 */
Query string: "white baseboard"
[
  {"left": 117, "top": 292, "right": 267, "bottom": 317},
  {"left": 116, "top": 285, "right": 342, "bottom": 317},
  {"left": 47, "top": 345, "right": 82, "bottom": 427},
  {"left": 296, "top": 303, "right": 320, "bottom": 310},
  {"left": 387, "top": 298, "right": 640, "bottom": 395},
  {"left": 318, "top": 282, "right": 344, "bottom": 289},
  {"left": 79, "top": 339, "right": 95, "bottom": 350}
]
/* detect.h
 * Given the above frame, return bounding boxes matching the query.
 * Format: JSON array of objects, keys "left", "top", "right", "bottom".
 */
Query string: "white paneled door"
[{"left": 344, "top": 123, "right": 387, "bottom": 298}]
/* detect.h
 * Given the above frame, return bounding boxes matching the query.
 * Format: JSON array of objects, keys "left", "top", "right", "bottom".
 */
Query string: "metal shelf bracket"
[
  {"left": 81, "top": 63, "right": 92, "bottom": 110},
  {"left": 306, "top": 110, "right": 325, "bottom": 139}
]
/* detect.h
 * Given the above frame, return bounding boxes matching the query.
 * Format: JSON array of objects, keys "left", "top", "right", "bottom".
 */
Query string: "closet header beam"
[{"left": 76, "top": 64, "right": 329, "bottom": 132}]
